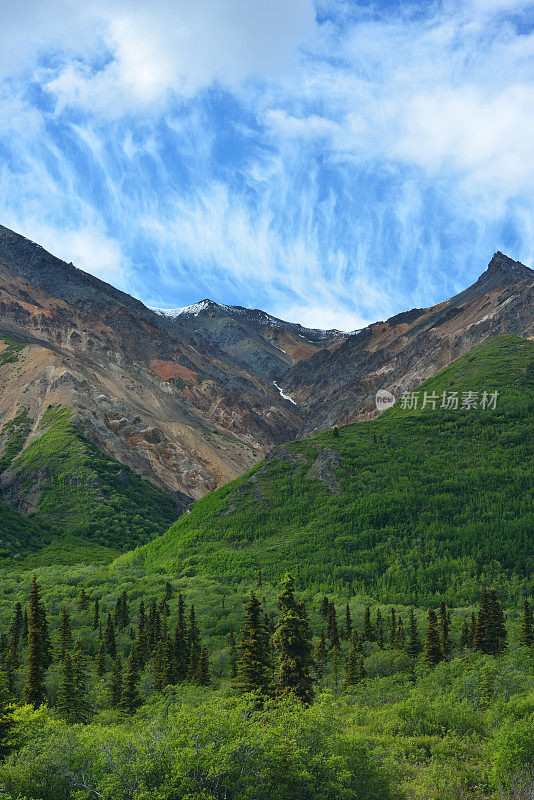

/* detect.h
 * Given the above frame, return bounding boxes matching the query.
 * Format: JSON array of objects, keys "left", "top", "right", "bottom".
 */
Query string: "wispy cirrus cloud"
[{"left": 0, "top": 0, "right": 532, "bottom": 330}]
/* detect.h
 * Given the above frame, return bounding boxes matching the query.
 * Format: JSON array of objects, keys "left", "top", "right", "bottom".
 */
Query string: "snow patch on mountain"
[{"left": 273, "top": 381, "right": 298, "bottom": 406}]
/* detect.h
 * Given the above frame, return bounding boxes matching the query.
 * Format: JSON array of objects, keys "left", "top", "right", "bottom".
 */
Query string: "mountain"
[
  {"left": 280, "top": 252, "right": 533, "bottom": 434},
  {"left": 128, "top": 336, "right": 534, "bottom": 604},
  {"left": 0, "top": 225, "right": 303, "bottom": 509},
  {"left": 0, "top": 223, "right": 532, "bottom": 555},
  {"left": 152, "top": 299, "right": 348, "bottom": 381}
]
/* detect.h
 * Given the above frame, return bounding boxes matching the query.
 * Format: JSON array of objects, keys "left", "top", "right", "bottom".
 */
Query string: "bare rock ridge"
[{"left": 0, "top": 222, "right": 533, "bottom": 507}]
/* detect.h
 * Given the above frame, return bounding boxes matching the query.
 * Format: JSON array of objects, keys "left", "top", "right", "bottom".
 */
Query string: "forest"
[{"left": 0, "top": 335, "right": 532, "bottom": 799}]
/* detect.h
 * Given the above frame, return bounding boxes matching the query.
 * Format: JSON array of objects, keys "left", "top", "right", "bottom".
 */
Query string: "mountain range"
[{"left": 0, "top": 223, "right": 532, "bottom": 559}]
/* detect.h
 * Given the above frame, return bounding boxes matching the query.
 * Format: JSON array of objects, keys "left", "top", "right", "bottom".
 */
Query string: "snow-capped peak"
[{"left": 151, "top": 300, "right": 213, "bottom": 318}]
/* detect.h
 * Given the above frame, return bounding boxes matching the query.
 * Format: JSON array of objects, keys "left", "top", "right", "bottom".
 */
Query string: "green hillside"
[
  {"left": 0, "top": 405, "right": 184, "bottom": 558},
  {"left": 131, "top": 335, "right": 533, "bottom": 605}
]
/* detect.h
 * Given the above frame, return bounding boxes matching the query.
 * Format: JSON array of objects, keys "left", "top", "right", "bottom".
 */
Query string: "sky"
[{"left": 0, "top": 0, "right": 533, "bottom": 330}]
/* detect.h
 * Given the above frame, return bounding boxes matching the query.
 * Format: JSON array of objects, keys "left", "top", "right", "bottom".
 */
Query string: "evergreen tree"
[
  {"left": 187, "top": 604, "right": 201, "bottom": 672},
  {"left": 163, "top": 581, "right": 174, "bottom": 602},
  {"left": 345, "top": 604, "right": 352, "bottom": 639},
  {"left": 394, "top": 617, "right": 405, "bottom": 649},
  {"left": 388, "top": 608, "right": 397, "bottom": 647},
  {"left": 107, "top": 656, "right": 123, "bottom": 705},
  {"left": 272, "top": 574, "right": 314, "bottom": 705},
  {"left": 327, "top": 603, "right": 340, "bottom": 649},
  {"left": 56, "top": 609, "right": 74, "bottom": 663},
  {"left": 344, "top": 633, "right": 365, "bottom": 686},
  {"left": 76, "top": 588, "right": 90, "bottom": 612},
  {"left": 314, "top": 630, "right": 328, "bottom": 679},
  {"left": 153, "top": 625, "right": 174, "bottom": 690},
  {"left": 120, "top": 652, "right": 140, "bottom": 714},
  {"left": 375, "top": 609, "right": 384, "bottom": 649},
  {"left": 423, "top": 610, "right": 443, "bottom": 667},
  {"left": 459, "top": 619, "right": 471, "bottom": 649},
  {"left": 114, "top": 591, "right": 129, "bottom": 629},
  {"left": 487, "top": 590, "right": 507, "bottom": 655},
  {"left": 22, "top": 609, "right": 28, "bottom": 645},
  {"left": 0, "top": 675, "right": 15, "bottom": 758},
  {"left": 40, "top": 608, "right": 52, "bottom": 669},
  {"left": 438, "top": 602, "right": 451, "bottom": 658},
  {"left": 95, "top": 641, "right": 107, "bottom": 676},
  {"left": 361, "top": 606, "right": 373, "bottom": 642},
  {"left": 469, "top": 611, "right": 477, "bottom": 647},
  {"left": 319, "top": 596, "right": 329, "bottom": 619},
  {"left": 23, "top": 575, "right": 47, "bottom": 707},
  {"left": 72, "top": 642, "right": 92, "bottom": 723},
  {"left": 195, "top": 646, "right": 210, "bottom": 686},
  {"left": 234, "top": 592, "right": 271, "bottom": 696},
  {"left": 406, "top": 608, "right": 422, "bottom": 657},
  {"left": 92, "top": 598, "right": 100, "bottom": 630},
  {"left": 519, "top": 600, "right": 534, "bottom": 647},
  {"left": 57, "top": 652, "right": 76, "bottom": 721},
  {"left": 104, "top": 612, "right": 117, "bottom": 660}
]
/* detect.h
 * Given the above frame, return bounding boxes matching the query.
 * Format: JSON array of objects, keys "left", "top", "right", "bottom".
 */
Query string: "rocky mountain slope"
[
  {"left": 280, "top": 251, "right": 533, "bottom": 434},
  {"left": 0, "top": 223, "right": 532, "bottom": 525},
  {"left": 152, "top": 299, "right": 348, "bottom": 381},
  {"left": 0, "top": 225, "right": 303, "bottom": 505}
]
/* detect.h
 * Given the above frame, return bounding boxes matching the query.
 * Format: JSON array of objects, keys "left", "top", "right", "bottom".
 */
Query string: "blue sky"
[{"left": 1, "top": 0, "right": 533, "bottom": 329}]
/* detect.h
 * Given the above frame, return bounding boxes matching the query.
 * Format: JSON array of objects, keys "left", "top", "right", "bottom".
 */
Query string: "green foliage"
[
  {"left": 138, "top": 336, "right": 534, "bottom": 605},
  {"left": 0, "top": 335, "right": 25, "bottom": 367}
]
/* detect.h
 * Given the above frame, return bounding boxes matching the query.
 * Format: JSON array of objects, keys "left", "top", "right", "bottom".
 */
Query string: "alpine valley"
[{"left": 0, "top": 224, "right": 533, "bottom": 800}]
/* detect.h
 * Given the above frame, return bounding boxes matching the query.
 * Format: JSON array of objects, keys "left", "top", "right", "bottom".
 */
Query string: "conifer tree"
[
  {"left": 438, "top": 602, "right": 451, "bottom": 658},
  {"left": 234, "top": 592, "right": 271, "bottom": 696},
  {"left": 22, "top": 609, "right": 28, "bottom": 645},
  {"left": 519, "top": 600, "right": 534, "bottom": 647},
  {"left": 163, "top": 581, "right": 174, "bottom": 602},
  {"left": 361, "top": 606, "right": 373, "bottom": 642},
  {"left": 57, "top": 652, "right": 76, "bottom": 721},
  {"left": 257, "top": 569, "right": 262, "bottom": 588},
  {"left": 76, "top": 588, "right": 90, "bottom": 612},
  {"left": 344, "top": 633, "right": 365, "bottom": 686},
  {"left": 469, "top": 611, "right": 477, "bottom": 647},
  {"left": 196, "top": 646, "right": 210, "bottom": 686},
  {"left": 56, "top": 609, "right": 74, "bottom": 663},
  {"left": 406, "top": 608, "right": 422, "bottom": 657},
  {"left": 153, "top": 625, "right": 174, "bottom": 690},
  {"left": 72, "top": 642, "right": 92, "bottom": 723},
  {"left": 345, "top": 604, "right": 352, "bottom": 639},
  {"left": 120, "top": 652, "right": 140, "bottom": 714},
  {"left": 0, "top": 675, "right": 15, "bottom": 758},
  {"left": 314, "top": 630, "right": 328, "bottom": 679},
  {"left": 423, "top": 610, "right": 443, "bottom": 667},
  {"left": 108, "top": 656, "right": 123, "bottom": 705},
  {"left": 388, "top": 608, "right": 397, "bottom": 647},
  {"left": 375, "top": 609, "right": 384, "bottom": 648},
  {"left": 104, "top": 612, "right": 117, "bottom": 660},
  {"left": 272, "top": 573, "right": 314, "bottom": 705},
  {"left": 23, "top": 575, "right": 47, "bottom": 707},
  {"left": 319, "top": 596, "right": 329, "bottom": 619},
  {"left": 394, "top": 617, "right": 405, "bottom": 649},
  {"left": 40, "top": 606, "right": 52, "bottom": 669},
  {"left": 187, "top": 604, "right": 201, "bottom": 671},
  {"left": 327, "top": 603, "right": 340, "bottom": 649},
  {"left": 95, "top": 641, "right": 107, "bottom": 676},
  {"left": 173, "top": 615, "right": 187, "bottom": 682},
  {"left": 92, "top": 598, "right": 100, "bottom": 630},
  {"left": 459, "top": 619, "right": 471, "bottom": 649},
  {"left": 487, "top": 590, "right": 507, "bottom": 655}
]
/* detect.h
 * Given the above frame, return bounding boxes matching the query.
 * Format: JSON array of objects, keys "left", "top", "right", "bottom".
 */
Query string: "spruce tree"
[
  {"left": 394, "top": 617, "right": 405, "bottom": 649},
  {"left": 22, "top": 609, "right": 28, "bottom": 645},
  {"left": 92, "top": 598, "right": 100, "bottom": 630},
  {"left": 76, "top": 588, "right": 90, "bottom": 612},
  {"left": 487, "top": 590, "right": 507, "bottom": 655},
  {"left": 57, "top": 652, "right": 76, "bottom": 721},
  {"left": 272, "top": 574, "right": 314, "bottom": 704},
  {"left": 104, "top": 612, "right": 117, "bottom": 660},
  {"left": 519, "top": 600, "right": 534, "bottom": 647},
  {"left": 234, "top": 592, "right": 271, "bottom": 696},
  {"left": 345, "top": 604, "right": 352, "bottom": 639},
  {"left": 319, "top": 596, "right": 329, "bottom": 619},
  {"left": 95, "top": 641, "right": 107, "bottom": 676},
  {"left": 345, "top": 633, "right": 365, "bottom": 686},
  {"left": 120, "top": 652, "right": 140, "bottom": 714},
  {"left": 56, "top": 609, "right": 74, "bottom": 663},
  {"left": 474, "top": 589, "right": 491, "bottom": 653},
  {"left": 108, "top": 656, "right": 123, "bottom": 705},
  {"left": 195, "top": 646, "right": 210, "bottom": 686},
  {"left": 438, "top": 602, "right": 451, "bottom": 658},
  {"left": 327, "top": 603, "right": 340, "bottom": 649},
  {"left": 72, "top": 642, "right": 92, "bottom": 723},
  {"left": 423, "top": 610, "right": 443, "bottom": 667},
  {"left": 187, "top": 605, "right": 201, "bottom": 672},
  {"left": 314, "top": 630, "right": 327, "bottom": 679},
  {"left": 23, "top": 575, "right": 47, "bottom": 707},
  {"left": 406, "top": 608, "right": 422, "bottom": 657},
  {"left": 375, "top": 609, "right": 384, "bottom": 648},
  {"left": 459, "top": 619, "right": 471, "bottom": 649},
  {"left": 361, "top": 606, "right": 373, "bottom": 642},
  {"left": 388, "top": 608, "right": 397, "bottom": 647}
]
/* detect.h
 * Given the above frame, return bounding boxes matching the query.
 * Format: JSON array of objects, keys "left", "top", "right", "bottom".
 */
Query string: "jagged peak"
[{"left": 485, "top": 251, "right": 532, "bottom": 279}]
